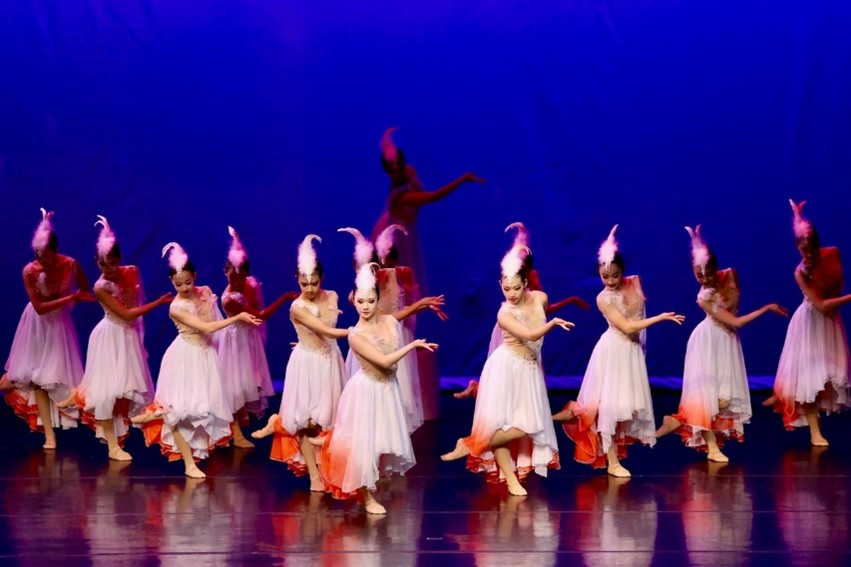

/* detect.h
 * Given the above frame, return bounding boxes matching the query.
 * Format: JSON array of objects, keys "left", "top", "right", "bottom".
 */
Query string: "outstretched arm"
[
  {"left": 597, "top": 297, "right": 684, "bottom": 335},
  {"left": 392, "top": 295, "right": 448, "bottom": 322},
  {"left": 795, "top": 270, "right": 851, "bottom": 313},
  {"left": 546, "top": 296, "right": 591, "bottom": 315},
  {"left": 291, "top": 304, "right": 348, "bottom": 339},
  {"left": 96, "top": 287, "right": 172, "bottom": 322},
  {"left": 170, "top": 308, "right": 260, "bottom": 335},
  {"left": 22, "top": 269, "right": 91, "bottom": 315},
  {"left": 350, "top": 333, "right": 436, "bottom": 371},
  {"left": 699, "top": 299, "right": 787, "bottom": 328},
  {"left": 395, "top": 172, "right": 485, "bottom": 207}
]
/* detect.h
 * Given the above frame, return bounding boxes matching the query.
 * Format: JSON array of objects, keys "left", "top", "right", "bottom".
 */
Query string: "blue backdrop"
[{"left": 1, "top": 1, "right": 850, "bottom": 388}]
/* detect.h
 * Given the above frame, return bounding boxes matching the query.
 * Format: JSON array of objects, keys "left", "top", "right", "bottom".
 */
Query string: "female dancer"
[
  {"left": 218, "top": 226, "right": 297, "bottom": 448},
  {"left": 251, "top": 235, "right": 348, "bottom": 493},
  {"left": 655, "top": 226, "right": 787, "bottom": 462},
  {"left": 311, "top": 262, "right": 437, "bottom": 514},
  {"left": 440, "top": 244, "right": 571, "bottom": 497},
  {"left": 557, "top": 225, "right": 685, "bottom": 478},
  {"left": 339, "top": 225, "right": 447, "bottom": 432},
  {"left": 764, "top": 200, "right": 851, "bottom": 446},
  {"left": 1, "top": 208, "right": 93, "bottom": 449},
  {"left": 372, "top": 128, "right": 485, "bottom": 420},
  {"left": 457, "top": 221, "right": 589, "bottom": 400},
  {"left": 133, "top": 242, "right": 261, "bottom": 478},
  {"left": 58, "top": 216, "right": 172, "bottom": 461}
]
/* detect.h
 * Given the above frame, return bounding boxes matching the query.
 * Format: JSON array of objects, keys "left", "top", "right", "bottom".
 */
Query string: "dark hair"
[
  {"left": 599, "top": 252, "right": 625, "bottom": 272},
  {"left": 100, "top": 242, "right": 122, "bottom": 261},
  {"left": 381, "top": 148, "right": 407, "bottom": 173},
  {"left": 225, "top": 258, "right": 251, "bottom": 275},
  {"left": 522, "top": 252, "right": 535, "bottom": 272},
  {"left": 796, "top": 228, "right": 821, "bottom": 251},
  {"left": 45, "top": 232, "right": 59, "bottom": 253},
  {"left": 500, "top": 267, "right": 530, "bottom": 284},
  {"left": 371, "top": 246, "right": 398, "bottom": 267},
  {"left": 351, "top": 283, "right": 381, "bottom": 300},
  {"left": 295, "top": 260, "right": 324, "bottom": 280},
  {"left": 169, "top": 259, "right": 196, "bottom": 277}
]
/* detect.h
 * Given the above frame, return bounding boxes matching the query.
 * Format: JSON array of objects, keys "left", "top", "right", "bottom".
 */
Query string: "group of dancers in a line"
[{"left": 1, "top": 195, "right": 849, "bottom": 514}]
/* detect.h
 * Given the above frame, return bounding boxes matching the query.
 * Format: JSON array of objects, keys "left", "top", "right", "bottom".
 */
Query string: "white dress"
[
  {"left": 217, "top": 277, "right": 274, "bottom": 418},
  {"left": 317, "top": 315, "right": 415, "bottom": 499},
  {"left": 140, "top": 286, "right": 233, "bottom": 460},
  {"left": 272, "top": 291, "right": 345, "bottom": 475},
  {"left": 77, "top": 268, "right": 155, "bottom": 444},
  {"left": 462, "top": 291, "right": 560, "bottom": 483},
  {"left": 771, "top": 251, "right": 850, "bottom": 428},
  {"left": 563, "top": 276, "right": 656, "bottom": 468},
  {"left": 670, "top": 270, "right": 751, "bottom": 449},
  {"left": 345, "top": 268, "right": 424, "bottom": 433},
  {"left": 4, "top": 256, "right": 82, "bottom": 431}
]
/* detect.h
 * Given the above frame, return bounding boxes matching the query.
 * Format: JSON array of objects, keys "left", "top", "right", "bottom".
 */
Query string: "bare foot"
[
  {"left": 309, "top": 476, "right": 324, "bottom": 493},
  {"left": 307, "top": 435, "right": 325, "bottom": 447},
  {"left": 130, "top": 410, "right": 162, "bottom": 425},
  {"left": 762, "top": 395, "right": 778, "bottom": 407},
  {"left": 55, "top": 389, "right": 78, "bottom": 409},
  {"left": 0, "top": 375, "right": 13, "bottom": 391},
  {"left": 655, "top": 416, "right": 681, "bottom": 438},
  {"left": 185, "top": 464, "right": 206, "bottom": 479},
  {"left": 453, "top": 380, "right": 478, "bottom": 399},
  {"left": 364, "top": 500, "right": 387, "bottom": 515},
  {"left": 607, "top": 465, "right": 631, "bottom": 478},
  {"left": 507, "top": 481, "right": 528, "bottom": 497},
  {"left": 108, "top": 447, "right": 133, "bottom": 462},
  {"left": 250, "top": 414, "right": 279, "bottom": 439},
  {"left": 440, "top": 438, "right": 471, "bottom": 462},
  {"left": 552, "top": 404, "right": 575, "bottom": 422},
  {"left": 811, "top": 434, "right": 829, "bottom": 447},
  {"left": 43, "top": 437, "right": 57, "bottom": 450},
  {"left": 707, "top": 450, "right": 729, "bottom": 463},
  {"left": 233, "top": 437, "right": 255, "bottom": 449},
  {"left": 718, "top": 399, "right": 730, "bottom": 410}
]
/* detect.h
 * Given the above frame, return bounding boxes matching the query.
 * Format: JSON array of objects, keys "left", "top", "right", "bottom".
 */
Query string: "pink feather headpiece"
[
  {"left": 162, "top": 242, "right": 190, "bottom": 274},
  {"left": 31, "top": 207, "right": 54, "bottom": 254},
  {"left": 376, "top": 224, "right": 408, "bottom": 264},
  {"left": 505, "top": 222, "right": 529, "bottom": 248},
  {"left": 685, "top": 225, "right": 710, "bottom": 271},
  {"left": 380, "top": 127, "right": 400, "bottom": 166},
  {"left": 297, "top": 234, "right": 322, "bottom": 277},
  {"left": 789, "top": 199, "right": 813, "bottom": 239},
  {"left": 501, "top": 244, "right": 530, "bottom": 280},
  {"left": 94, "top": 215, "right": 117, "bottom": 259},
  {"left": 227, "top": 226, "right": 248, "bottom": 272},
  {"left": 597, "top": 225, "right": 619, "bottom": 267},
  {"left": 337, "top": 227, "right": 374, "bottom": 269},
  {"left": 354, "top": 262, "right": 379, "bottom": 296}
]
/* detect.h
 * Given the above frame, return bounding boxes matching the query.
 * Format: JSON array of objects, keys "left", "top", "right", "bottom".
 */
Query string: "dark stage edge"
[{"left": 0, "top": 392, "right": 848, "bottom": 566}]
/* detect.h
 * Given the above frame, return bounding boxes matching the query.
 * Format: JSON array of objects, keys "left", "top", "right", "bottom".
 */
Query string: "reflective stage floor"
[{"left": 0, "top": 392, "right": 848, "bottom": 566}]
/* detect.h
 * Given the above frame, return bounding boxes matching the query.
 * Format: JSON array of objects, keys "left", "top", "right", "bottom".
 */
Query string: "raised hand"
[
  {"left": 75, "top": 291, "right": 95, "bottom": 303},
  {"left": 461, "top": 172, "right": 486, "bottom": 184},
  {"left": 156, "top": 293, "right": 174, "bottom": 305},
  {"left": 411, "top": 339, "right": 439, "bottom": 352},
  {"left": 551, "top": 317, "right": 575, "bottom": 331},
  {"left": 765, "top": 304, "right": 789, "bottom": 317},
  {"left": 237, "top": 312, "right": 262, "bottom": 326},
  {"left": 660, "top": 312, "right": 686, "bottom": 325}
]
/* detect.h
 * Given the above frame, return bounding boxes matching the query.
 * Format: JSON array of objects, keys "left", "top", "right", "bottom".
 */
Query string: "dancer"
[
  {"left": 339, "top": 225, "right": 447, "bottom": 433},
  {"left": 372, "top": 128, "right": 485, "bottom": 420},
  {"left": 1, "top": 208, "right": 93, "bottom": 449},
  {"left": 58, "top": 216, "right": 172, "bottom": 461},
  {"left": 440, "top": 244, "right": 571, "bottom": 497},
  {"left": 457, "top": 221, "right": 589, "bottom": 399},
  {"left": 311, "top": 262, "right": 437, "bottom": 514},
  {"left": 655, "top": 226, "right": 787, "bottom": 462},
  {"left": 556, "top": 225, "right": 685, "bottom": 478},
  {"left": 251, "top": 235, "right": 348, "bottom": 493},
  {"left": 218, "top": 226, "right": 297, "bottom": 448},
  {"left": 133, "top": 242, "right": 261, "bottom": 478},
  {"left": 764, "top": 200, "right": 851, "bottom": 446}
]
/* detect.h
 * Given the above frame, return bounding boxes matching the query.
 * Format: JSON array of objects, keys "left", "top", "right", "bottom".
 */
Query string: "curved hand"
[
  {"left": 75, "top": 291, "right": 96, "bottom": 303},
  {"left": 237, "top": 312, "right": 262, "bottom": 326},
  {"left": 462, "top": 172, "right": 486, "bottom": 184},
  {"left": 156, "top": 293, "right": 174, "bottom": 306},
  {"left": 765, "top": 304, "right": 789, "bottom": 317},
  {"left": 411, "top": 339, "right": 439, "bottom": 352},
  {"left": 551, "top": 317, "right": 575, "bottom": 331},
  {"left": 660, "top": 312, "right": 686, "bottom": 325},
  {"left": 567, "top": 296, "right": 591, "bottom": 311}
]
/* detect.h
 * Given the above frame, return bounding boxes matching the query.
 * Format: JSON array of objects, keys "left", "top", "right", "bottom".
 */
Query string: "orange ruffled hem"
[
  {"left": 772, "top": 382, "right": 844, "bottom": 430},
  {"left": 462, "top": 429, "right": 560, "bottom": 484},
  {"left": 3, "top": 388, "right": 76, "bottom": 433},
  {"left": 139, "top": 403, "right": 233, "bottom": 462},
  {"left": 669, "top": 404, "right": 744, "bottom": 452},
  {"left": 315, "top": 430, "right": 365, "bottom": 503},
  {"left": 560, "top": 401, "right": 635, "bottom": 469},
  {"left": 269, "top": 416, "right": 308, "bottom": 477},
  {"left": 77, "top": 392, "right": 132, "bottom": 447}
]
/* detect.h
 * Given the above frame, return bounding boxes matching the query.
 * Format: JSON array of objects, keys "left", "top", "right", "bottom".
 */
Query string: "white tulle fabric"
[
  {"left": 576, "top": 277, "right": 656, "bottom": 455},
  {"left": 4, "top": 259, "right": 82, "bottom": 429},
  {"left": 78, "top": 269, "right": 155, "bottom": 441},
  {"left": 154, "top": 287, "right": 233, "bottom": 459},
  {"left": 218, "top": 278, "right": 274, "bottom": 417},
  {"left": 323, "top": 316, "right": 415, "bottom": 494},
  {"left": 278, "top": 293, "right": 345, "bottom": 438}
]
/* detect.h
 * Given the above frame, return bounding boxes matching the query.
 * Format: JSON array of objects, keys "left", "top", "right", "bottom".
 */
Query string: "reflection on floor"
[{"left": 0, "top": 392, "right": 848, "bottom": 565}]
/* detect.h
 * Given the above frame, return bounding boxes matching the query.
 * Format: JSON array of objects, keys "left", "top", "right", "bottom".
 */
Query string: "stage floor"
[{"left": 0, "top": 392, "right": 848, "bottom": 566}]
